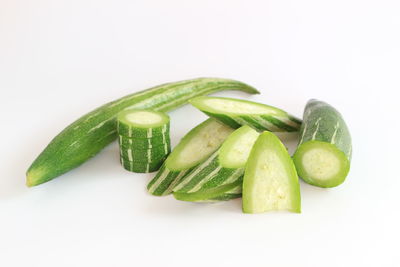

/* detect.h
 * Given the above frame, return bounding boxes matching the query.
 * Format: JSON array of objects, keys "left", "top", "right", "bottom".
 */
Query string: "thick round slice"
[
  {"left": 118, "top": 135, "right": 171, "bottom": 150},
  {"left": 117, "top": 110, "right": 170, "bottom": 138},
  {"left": 190, "top": 96, "right": 301, "bottom": 132},
  {"left": 120, "top": 158, "right": 163, "bottom": 173},
  {"left": 173, "top": 125, "right": 259, "bottom": 194},
  {"left": 293, "top": 100, "right": 352, "bottom": 188},
  {"left": 242, "top": 131, "right": 301, "bottom": 214},
  {"left": 147, "top": 119, "right": 234, "bottom": 196}
]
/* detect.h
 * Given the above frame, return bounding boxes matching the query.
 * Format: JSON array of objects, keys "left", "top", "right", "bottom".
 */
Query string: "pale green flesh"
[
  {"left": 146, "top": 119, "right": 234, "bottom": 196},
  {"left": 166, "top": 119, "right": 234, "bottom": 171},
  {"left": 118, "top": 110, "right": 169, "bottom": 128},
  {"left": 242, "top": 132, "right": 301, "bottom": 214},
  {"left": 294, "top": 100, "right": 352, "bottom": 188},
  {"left": 302, "top": 148, "right": 340, "bottom": 179},
  {"left": 219, "top": 125, "right": 260, "bottom": 168},
  {"left": 172, "top": 126, "right": 258, "bottom": 194},
  {"left": 191, "top": 96, "right": 284, "bottom": 116},
  {"left": 293, "top": 141, "right": 350, "bottom": 188}
]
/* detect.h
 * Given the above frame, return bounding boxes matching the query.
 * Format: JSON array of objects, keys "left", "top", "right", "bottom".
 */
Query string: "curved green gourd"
[{"left": 27, "top": 78, "right": 259, "bottom": 186}]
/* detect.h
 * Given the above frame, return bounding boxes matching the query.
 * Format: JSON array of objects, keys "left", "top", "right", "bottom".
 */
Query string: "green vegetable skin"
[
  {"left": 117, "top": 110, "right": 170, "bottom": 173},
  {"left": 26, "top": 78, "right": 259, "bottom": 187},
  {"left": 242, "top": 131, "right": 301, "bottom": 214},
  {"left": 173, "top": 125, "right": 259, "bottom": 199},
  {"left": 174, "top": 179, "right": 242, "bottom": 202},
  {"left": 293, "top": 100, "right": 352, "bottom": 188},
  {"left": 190, "top": 96, "right": 302, "bottom": 132},
  {"left": 147, "top": 119, "right": 234, "bottom": 196}
]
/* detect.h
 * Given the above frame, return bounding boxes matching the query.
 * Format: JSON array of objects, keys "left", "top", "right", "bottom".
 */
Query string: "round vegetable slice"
[{"left": 117, "top": 110, "right": 170, "bottom": 138}]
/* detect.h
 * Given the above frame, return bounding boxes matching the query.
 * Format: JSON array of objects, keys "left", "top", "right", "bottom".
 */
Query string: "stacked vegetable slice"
[{"left": 117, "top": 110, "right": 171, "bottom": 173}]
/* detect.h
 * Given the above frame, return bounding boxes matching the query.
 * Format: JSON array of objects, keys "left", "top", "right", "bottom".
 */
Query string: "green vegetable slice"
[
  {"left": 242, "top": 131, "right": 301, "bottom": 214},
  {"left": 173, "top": 125, "right": 259, "bottom": 194},
  {"left": 147, "top": 119, "right": 234, "bottom": 196},
  {"left": 190, "top": 96, "right": 301, "bottom": 132}
]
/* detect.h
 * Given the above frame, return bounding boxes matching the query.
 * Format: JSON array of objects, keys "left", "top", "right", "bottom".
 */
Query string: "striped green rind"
[
  {"left": 173, "top": 151, "right": 244, "bottom": 193},
  {"left": 293, "top": 100, "right": 352, "bottom": 188},
  {"left": 120, "top": 146, "right": 170, "bottom": 163},
  {"left": 146, "top": 165, "right": 192, "bottom": 196},
  {"left": 118, "top": 135, "right": 171, "bottom": 150},
  {"left": 242, "top": 131, "right": 301, "bottom": 214},
  {"left": 296, "top": 100, "right": 352, "bottom": 159},
  {"left": 27, "top": 78, "right": 258, "bottom": 186},
  {"left": 180, "top": 184, "right": 242, "bottom": 203},
  {"left": 120, "top": 158, "right": 163, "bottom": 173},
  {"left": 173, "top": 125, "right": 259, "bottom": 194},
  {"left": 189, "top": 96, "right": 301, "bottom": 132},
  {"left": 117, "top": 110, "right": 170, "bottom": 138},
  {"left": 173, "top": 179, "right": 242, "bottom": 202},
  {"left": 147, "top": 119, "right": 234, "bottom": 196}
]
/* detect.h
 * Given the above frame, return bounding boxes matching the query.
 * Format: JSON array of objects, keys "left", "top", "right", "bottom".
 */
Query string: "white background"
[{"left": 1, "top": 1, "right": 399, "bottom": 266}]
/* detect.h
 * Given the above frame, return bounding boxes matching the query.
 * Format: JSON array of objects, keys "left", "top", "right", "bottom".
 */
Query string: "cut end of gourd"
[
  {"left": 118, "top": 110, "right": 169, "bottom": 129},
  {"left": 293, "top": 141, "right": 350, "bottom": 188},
  {"left": 125, "top": 111, "right": 163, "bottom": 125}
]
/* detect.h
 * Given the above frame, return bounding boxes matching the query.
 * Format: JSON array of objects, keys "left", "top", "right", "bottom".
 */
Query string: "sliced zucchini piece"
[
  {"left": 147, "top": 119, "right": 234, "bottom": 196},
  {"left": 242, "top": 131, "right": 301, "bottom": 214},
  {"left": 173, "top": 125, "right": 259, "bottom": 194},
  {"left": 190, "top": 96, "right": 301, "bottom": 132}
]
